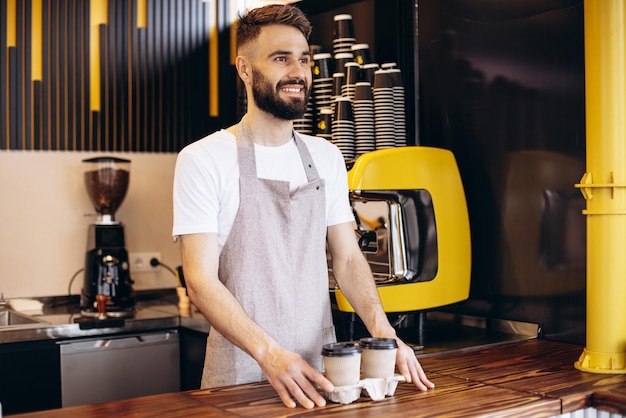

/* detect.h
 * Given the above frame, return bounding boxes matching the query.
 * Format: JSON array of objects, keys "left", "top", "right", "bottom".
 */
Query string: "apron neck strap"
[{"left": 235, "top": 116, "right": 321, "bottom": 182}]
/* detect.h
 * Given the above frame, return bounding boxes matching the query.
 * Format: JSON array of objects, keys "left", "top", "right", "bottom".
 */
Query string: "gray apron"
[{"left": 201, "top": 119, "right": 336, "bottom": 388}]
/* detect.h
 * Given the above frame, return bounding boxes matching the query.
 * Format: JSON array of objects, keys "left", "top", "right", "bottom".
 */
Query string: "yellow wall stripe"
[
  {"left": 31, "top": 0, "right": 43, "bottom": 81},
  {"left": 90, "top": 0, "right": 108, "bottom": 111},
  {"left": 6, "top": 0, "right": 16, "bottom": 47},
  {"left": 137, "top": 0, "right": 147, "bottom": 29},
  {"left": 209, "top": 0, "right": 219, "bottom": 117}
]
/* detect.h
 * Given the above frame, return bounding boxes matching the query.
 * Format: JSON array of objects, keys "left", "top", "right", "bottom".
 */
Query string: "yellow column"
[{"left": 575, "top": 0, "right": 626, "bottom": 373}]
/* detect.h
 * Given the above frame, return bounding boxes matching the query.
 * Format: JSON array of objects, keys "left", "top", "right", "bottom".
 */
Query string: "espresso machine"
[
  {"left": 80, "top": 156, "right": 135, "bottom": 318},
  {"left": 333, "top": 146, "right": 472, "bottom": 315}
]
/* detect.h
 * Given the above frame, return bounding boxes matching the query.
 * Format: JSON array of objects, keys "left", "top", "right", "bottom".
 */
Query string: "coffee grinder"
[{"left": 80, "top": 156, "right": 135, "bottom": 317}]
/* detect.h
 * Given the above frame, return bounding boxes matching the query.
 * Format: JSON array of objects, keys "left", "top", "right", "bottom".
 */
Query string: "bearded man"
[{"left": 172, "top": 3, "right": 433, "bottom": 410}]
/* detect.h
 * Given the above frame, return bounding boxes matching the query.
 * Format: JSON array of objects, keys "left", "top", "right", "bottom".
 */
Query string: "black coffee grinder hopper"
[{"left": 79, "top": 156, "right": 135, "bottom": 320}]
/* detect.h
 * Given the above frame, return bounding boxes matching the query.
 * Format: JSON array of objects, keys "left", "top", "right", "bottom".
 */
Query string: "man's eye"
[{"left": 275, "top": 56, "right": 287, "bottom": 62}]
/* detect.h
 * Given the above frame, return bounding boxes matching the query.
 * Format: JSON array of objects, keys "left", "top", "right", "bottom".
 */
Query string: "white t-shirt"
[{"left": 172, "top": 129, "right": 355, "bottom": 252}]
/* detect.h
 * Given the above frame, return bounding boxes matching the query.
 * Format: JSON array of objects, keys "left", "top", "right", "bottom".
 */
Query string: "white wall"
[{"left": 0, "top": 151, "right": 181, "bottom": 299}]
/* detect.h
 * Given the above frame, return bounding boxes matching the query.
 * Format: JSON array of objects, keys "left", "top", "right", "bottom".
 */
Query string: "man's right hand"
[{"left": 258, "top": 345, "right": 334, "bottom": 409}]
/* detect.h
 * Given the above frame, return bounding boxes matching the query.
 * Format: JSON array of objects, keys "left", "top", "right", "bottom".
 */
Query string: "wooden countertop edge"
[
  {"left": 10, "top": 340, "right": 626, "bottom": 417},
  {"left": 592, "top": 386, "right": 626, "bottom": 416}
]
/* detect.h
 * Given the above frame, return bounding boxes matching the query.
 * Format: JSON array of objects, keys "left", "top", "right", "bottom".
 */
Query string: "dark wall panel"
[{"left": 0, "top": 0, "right": 217, "bottom": 152}]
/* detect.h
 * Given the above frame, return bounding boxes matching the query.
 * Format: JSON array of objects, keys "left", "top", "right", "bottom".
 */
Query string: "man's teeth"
[{"left": 282, "top": 87, "right": 302, "bottom": 92}]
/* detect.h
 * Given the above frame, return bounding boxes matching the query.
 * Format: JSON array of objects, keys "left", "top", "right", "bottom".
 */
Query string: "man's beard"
[{"left": 250, "top": 66, "right": 310, "bottom": 121}]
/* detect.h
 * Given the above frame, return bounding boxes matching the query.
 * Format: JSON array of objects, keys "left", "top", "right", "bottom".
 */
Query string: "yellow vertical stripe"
[
  {"left": 90, "top": 0, "right": 108, "bottom": 111},
  {"left": 209, "top": 0, "right": 219, "bottom": 117},
  {"left": 229, "top": 0, "right": 241, "bottom": 66},
  {"left": 6, "top": 0, "right": 16, "bottom": 47},
  {"left": 137, "top": 0, "right": 147, "bottom": 29},
  {"left": 31, "top": 0, "right": 43, "bottom": 80}
]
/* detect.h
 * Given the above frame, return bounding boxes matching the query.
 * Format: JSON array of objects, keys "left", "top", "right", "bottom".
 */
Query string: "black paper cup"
[
  {"left": 334, "top": 53, "right": 354, "bottom": 74},
  {"left": 345, "top": 62, "right": 361, "bottom": 85},
  {"left": 373, "top": 69, "right": 393, "bottom": 89},
  {"left": 332, "top": 72, "right": 346, "bottom": 97},
  {"left": 333, "top": 14, "right": 354, "bottom": 39},
  {"left": 316, "top": 108, "right": 333, "bottom": 135},
  {"left": 334, "top": 97, "right": 353, "bottom": 121},
  {"left": 354, "top": 82, "right": 373, "bottom": 101},
  {"left": 388, "top": 68, "right": 403, "bottom": 87},
  {"left": 351, "top": 43, "right": 371, "bottom": 65},
  {"left": 313, "top": 53, "right": 332, "bottom": 79},
  {"left": 360, "top": 63, "right": 380, "bottom": 84}
]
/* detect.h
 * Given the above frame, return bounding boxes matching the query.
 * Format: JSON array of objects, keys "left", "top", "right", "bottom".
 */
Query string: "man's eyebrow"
[{"left": 269, "top": 49, "right": 311, "bottom": 57}]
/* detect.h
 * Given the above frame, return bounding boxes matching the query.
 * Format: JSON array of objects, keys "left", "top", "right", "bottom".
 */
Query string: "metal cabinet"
[
  {"left": 59, "top": 330, "right": 180, "bottom": 407},
  {"left": 0, "top": 340, "right": 61, "bottom": 415}
]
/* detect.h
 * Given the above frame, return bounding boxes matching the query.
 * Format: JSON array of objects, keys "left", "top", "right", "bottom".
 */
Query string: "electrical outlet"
[{"left": 129, "top": 252, "right": 162, "bottom": 273}]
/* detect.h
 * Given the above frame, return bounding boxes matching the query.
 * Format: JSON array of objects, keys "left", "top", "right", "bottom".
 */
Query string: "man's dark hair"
[{"left": 236, "top": 4, "right": 312, "bottom": 53}]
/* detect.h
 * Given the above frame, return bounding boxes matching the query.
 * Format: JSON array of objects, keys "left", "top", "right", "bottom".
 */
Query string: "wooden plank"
[
  {"left": 17, "top": 341, "right": 626, "bottom": 418},
  {"left": 187, "top": 376, "right": 561, "bottom": 418},
  {"left": 11, "top": 392, "right": 235, "bottom": 418},
  {"left": 593, "top": 386, "right": 626, "bottom": 416},
  {"left": 418, "top": 340, "right": 626, "bottom": 414}
]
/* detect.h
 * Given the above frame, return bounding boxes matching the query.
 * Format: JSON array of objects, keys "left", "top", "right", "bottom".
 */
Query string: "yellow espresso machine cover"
[{"left": 335, "top": 146, "right": 472, "bottom": 313}]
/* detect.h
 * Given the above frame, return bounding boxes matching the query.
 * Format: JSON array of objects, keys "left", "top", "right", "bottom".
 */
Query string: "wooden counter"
[{"left": 12, "top": 340, "right": 626, "bottom": 417}]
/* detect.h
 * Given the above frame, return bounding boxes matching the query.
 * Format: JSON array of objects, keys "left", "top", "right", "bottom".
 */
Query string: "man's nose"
[{"left": 288, "top": 60, "right": 308, "bottom": 80}]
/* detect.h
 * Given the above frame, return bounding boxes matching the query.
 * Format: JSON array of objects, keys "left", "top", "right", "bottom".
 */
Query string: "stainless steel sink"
[{"left": 0, "top": 309, "right": 48, "bottom": 328}]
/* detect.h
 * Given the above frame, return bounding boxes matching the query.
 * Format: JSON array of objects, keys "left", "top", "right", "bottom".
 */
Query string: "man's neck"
[{"left": 245, "top": 111, "right": 294, "bottom": 147}]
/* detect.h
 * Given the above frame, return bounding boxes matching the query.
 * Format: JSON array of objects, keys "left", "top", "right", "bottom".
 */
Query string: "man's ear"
[{"left": 236, "top": 56, "right": 251, "bottom": 83}]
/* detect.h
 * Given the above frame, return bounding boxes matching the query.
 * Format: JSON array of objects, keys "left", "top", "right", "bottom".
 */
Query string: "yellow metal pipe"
[{"left": 574, "top": 0, "right": 626, "bottom": 373}]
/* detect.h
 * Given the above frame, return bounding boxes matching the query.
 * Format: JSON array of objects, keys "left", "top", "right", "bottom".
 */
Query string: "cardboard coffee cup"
[
  {"left": 373, "top": 69, "right": 393, "bottom": 89},
  {"left": 332, "top": 72, "right": 346, "bottom": 97},
  {"left": 333, "top": 14, "right": 355, "bottom": 40},
  {"left": 351, "top": 43, "right": 371, "bottom": 65},
  {"left": 313, "top": 53, "right": 332, "bottom": 79},
  {"left": 345, "top": 62, "right": 361, "bottom": 85},
  {"left": 354, "top": 82, "right": 373, "bottom": 101},
  {"left": 322, "top": 342, "right": 362, "bottom": 386},
  {"left": 334, "top": 52, "right": 355, "bottom": 74},
  {"left": 359, "top": 338, "right": 398, "bottom": 379},
  {"left": 333, "top": 97, "right": 353, "bottom": 122},
  {"left": 360, "top": 63, "right": 380, "bottom": 84}
]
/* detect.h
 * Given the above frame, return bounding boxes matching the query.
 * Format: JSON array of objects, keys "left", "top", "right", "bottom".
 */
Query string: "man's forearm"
[
  {"left": 333, "top": 253, "right": 396, "bottom": 339},
  {"left": 187, "top": 277, "right": 281, "bottom": 362}
]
